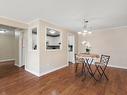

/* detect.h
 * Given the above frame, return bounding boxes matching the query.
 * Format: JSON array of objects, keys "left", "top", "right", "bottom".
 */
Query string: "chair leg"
[
  {"left": 95, "top": 65, "right": 103, "bottom": 80},
  {"left": 93, "top": 65, "right": 100, "bottom": 80},
  {"left": 82, "top": 63, "right": 86, "bottom": 81},
  {"left": 87, "top": 64, "right": 98, "bottom": 81},
  {"left": 81, "top": 63, "right": 85, "bottom": 74},
  {"left": 85, "top": 59, "right": 98, "bottom": 81},
  {"left": 103, "top": 72, "right": 109, "bottom": 80},
  {"left": 99, "top": 67, "right": 109, "bottom": 80},
  {"left": 75, "top": 63, "right": 78, "bottom": 73}
]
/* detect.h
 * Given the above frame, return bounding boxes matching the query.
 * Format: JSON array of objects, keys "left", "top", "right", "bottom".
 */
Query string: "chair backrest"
[
  {"left": 100, "top": 55, "right": 110, "bottom": 65},
  {"left": 84, "top": 57, "right": 93, "bottom": 63}
]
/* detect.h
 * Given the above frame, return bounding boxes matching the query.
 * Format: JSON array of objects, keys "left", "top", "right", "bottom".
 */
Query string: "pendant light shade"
[{"left": 78, "top": 19, "right": 92, "bottom": 35}]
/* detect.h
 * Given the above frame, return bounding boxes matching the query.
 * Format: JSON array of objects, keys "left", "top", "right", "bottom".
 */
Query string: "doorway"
[
  {"left": 68, "top": 34, "right": 75, "bottom": 64},
  {"left": 0, "top": 25, "right": 26, "bottom": 68}
]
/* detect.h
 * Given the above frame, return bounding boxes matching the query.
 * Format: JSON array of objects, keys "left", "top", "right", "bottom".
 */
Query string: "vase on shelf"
[{"left": 86, "top": 48, "right": 90, "bottom": 54}]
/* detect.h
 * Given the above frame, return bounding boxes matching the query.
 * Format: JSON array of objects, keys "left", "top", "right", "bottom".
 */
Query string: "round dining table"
[{"left": 76, "top": 53, "right": 100, "bottom": 81}]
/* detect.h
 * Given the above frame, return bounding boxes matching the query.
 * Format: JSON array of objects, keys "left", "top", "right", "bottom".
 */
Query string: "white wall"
[
  {"left": 0, "top": 29, "right": 15, "bottom": 61},
  {"left": 78, "top": 26, "right": 127, "bottom": 69},
  {"left": 39, "top": 20, "right": 68, "bottom": 75},
  {"left": 26, "top": 20, "right": 78, "bottom": 76},
  {"left": 26, "top": 21, "right": 40, "bottom": 76}
]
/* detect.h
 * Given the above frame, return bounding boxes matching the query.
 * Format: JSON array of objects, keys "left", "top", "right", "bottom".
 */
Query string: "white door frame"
[
  {"left": 15, "top": 29, "right": 26, "bottom": 67},
  {"left": 67, "top": 34, "right": 75, "bottom": 64}
]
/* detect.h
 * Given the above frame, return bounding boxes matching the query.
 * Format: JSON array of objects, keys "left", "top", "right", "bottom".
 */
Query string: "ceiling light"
[
  {"left": 83, "top": 29, "right": 88, "bottom": 33},
  {"left": 78, "top": 32, "right": 82, "bottom": 34},
  {"left": 0, "top": 30, "right": 5, "bottom": 33},
  {"left": 50, "top": 30, "right": 56, "bottom": 34},
  {"left": 88, "top": 31, "right": 92, "bottom": 34},
  {"left": 78, "top": 19, "right": 93, "bottom": 36}
]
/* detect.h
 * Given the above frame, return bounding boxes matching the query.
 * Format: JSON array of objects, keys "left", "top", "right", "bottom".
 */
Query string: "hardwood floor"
[{"left": 0, "top": 61, "right": 127, "bottom": 95}]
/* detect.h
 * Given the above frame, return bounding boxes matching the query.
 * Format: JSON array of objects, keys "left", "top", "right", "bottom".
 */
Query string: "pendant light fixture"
[{"left": 78, "top": 19, "right": 92, "bottom": 35}]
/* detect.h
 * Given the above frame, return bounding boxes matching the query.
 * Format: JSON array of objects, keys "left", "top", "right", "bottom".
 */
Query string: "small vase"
[{"left": 86, "top": 48, "right": 90, "bottom": 54}]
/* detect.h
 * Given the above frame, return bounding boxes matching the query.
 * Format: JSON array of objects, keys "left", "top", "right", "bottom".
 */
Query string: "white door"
[{"left": 68, "top": 35, "right": 75, "bottom": 63}]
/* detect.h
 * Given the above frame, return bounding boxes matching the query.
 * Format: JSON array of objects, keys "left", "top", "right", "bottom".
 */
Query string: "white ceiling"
[{"left": 0, "top": 0, "right": 127, "bottom": 32}]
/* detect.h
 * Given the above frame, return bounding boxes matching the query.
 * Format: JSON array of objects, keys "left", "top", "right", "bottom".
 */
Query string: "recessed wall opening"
[
  {"left": 46, "top": 28, "right": 62, "bottom": 50},
  {"left": 32, "top": 28, "right": 37, "bottom": 50},
  {"left": 0, "top": 25, "right": 26, "bottom": 70}
]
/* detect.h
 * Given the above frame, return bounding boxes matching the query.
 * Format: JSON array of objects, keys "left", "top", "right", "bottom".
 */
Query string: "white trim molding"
[
  {"left": 39, "top": 64, "right": 68, "bottom": 77},
  {"left": 25, "top": 68, "right": 40, "bottom": 77},
  {"left": 0, "top": 59, "right": 15, "bottom": 62},
  {"left": 0, "top": 16, "right": 28, "bottom": 29},
  {"left": 108, "top": 65, "right": 127, "bottom": 70},
  {"left": 14, "top": 63, "right": 24, "bottom": 67},
  {"left": 93, "top": 25, "right": 127, "bottom": 32},
  {"left": 25, "top": 64, "right": 68, "bottom": 77},
  {"left": 14, "top": 63, "right": 21, "bottom": 67}
]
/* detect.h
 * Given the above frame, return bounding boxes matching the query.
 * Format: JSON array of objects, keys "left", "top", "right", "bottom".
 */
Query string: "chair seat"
[{"left": 76, "top": 58, "right": 84, "bottom": 63}]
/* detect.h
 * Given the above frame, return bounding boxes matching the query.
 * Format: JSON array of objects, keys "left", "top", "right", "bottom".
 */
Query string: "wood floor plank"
[{"left": 0, "top": 61, "right": 127, "bottom": 95}]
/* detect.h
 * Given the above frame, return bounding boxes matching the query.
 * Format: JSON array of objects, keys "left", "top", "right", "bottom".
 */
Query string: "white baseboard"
[
  {"left": 0, "top": 59, "right": 15, "bottom": 62},
  {"left": 39, "top": 64, "right": 68, "bottom": 77},
  {"left": 14, "top": 64, "right": 22, "bottom": 67},
  {"left": 25, "top": 68, "right": 40, "bottom": 77},
  {"left": 0, "top": 59, "right": 23, "bottom": 68},
  {"left": 108, "top": 65, "right": 127, "bottom": 70},
  {"left": 14, "top": 64, "right": 19, "bottom": 67},
  {"left": 14, "top": 63, "right": 25, "bottom": 67}
]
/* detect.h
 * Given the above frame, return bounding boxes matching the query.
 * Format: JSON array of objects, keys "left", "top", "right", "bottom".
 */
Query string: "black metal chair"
[
  {"left": 94, "top": 55, "right": 110, "bottom": 80},
  {"left": 84, "top": 58, "right": 98, "bottom": 81}
]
